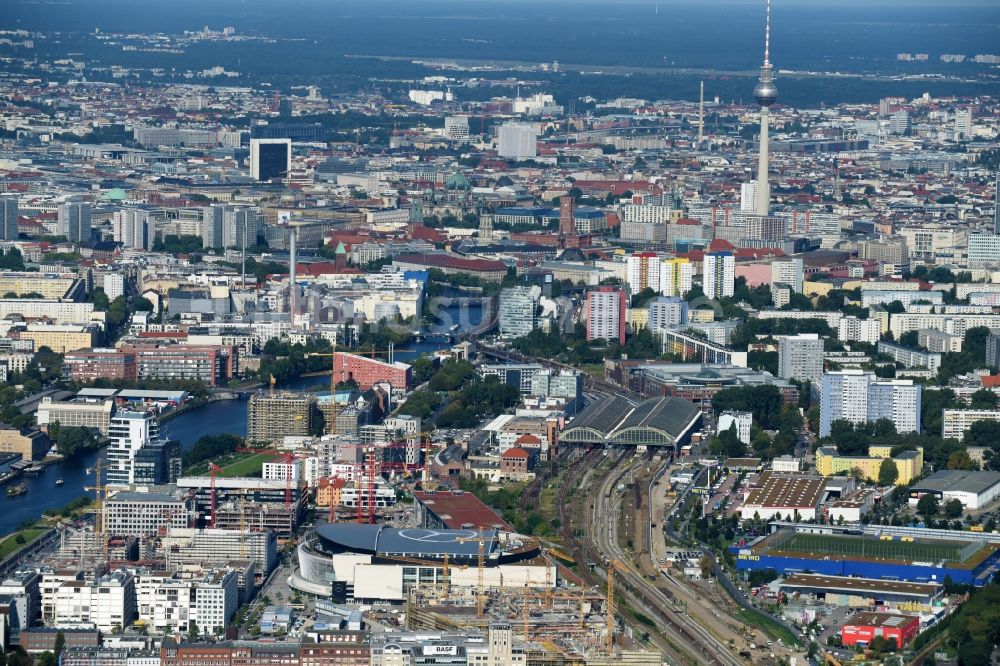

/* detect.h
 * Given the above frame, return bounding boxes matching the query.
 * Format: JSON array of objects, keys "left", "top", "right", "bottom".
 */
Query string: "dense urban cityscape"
[{"left": 0, "top": 1, "right": 999, "bottom": 665}]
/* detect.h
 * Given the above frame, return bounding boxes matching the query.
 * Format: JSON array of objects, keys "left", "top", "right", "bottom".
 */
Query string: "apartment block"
[
  {"left": 247, "top": 393, "right": 318, "bottom": 445},
  {"left": 838, "top": 316, "right": 881, "bottom": 345},
  {"left": 820, "top": 371, "right": 921, "bottom": 437},
  {"left": 941, "top": 409, "right": 1000, "bottom": 442},
  {"left": 778, "top": 334, "right": 825, "bottom": 384},
  {"left": 332, "top": 352, "right": 411, "bottom": 391}
]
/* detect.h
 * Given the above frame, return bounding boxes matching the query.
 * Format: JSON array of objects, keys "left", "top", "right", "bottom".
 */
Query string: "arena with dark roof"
[{"left": 559, "top": 396, "right": 701, "bottom": 449}]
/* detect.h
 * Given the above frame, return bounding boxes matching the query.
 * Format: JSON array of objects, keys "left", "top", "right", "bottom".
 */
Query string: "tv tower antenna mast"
[
  {"left": 698, "top": 80, "right": 705, "bottom": 146},
  {"left": 754, "top": 0, "right": 778, "bottom": 216}
]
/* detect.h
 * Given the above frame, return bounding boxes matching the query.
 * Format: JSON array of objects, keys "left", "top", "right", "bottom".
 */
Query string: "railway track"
[
  {"left": 561, "top": 450, "right": 744, "bottom": 666},
  {"left": 552, "top": 450, "right": 721, "bottom": 665}
]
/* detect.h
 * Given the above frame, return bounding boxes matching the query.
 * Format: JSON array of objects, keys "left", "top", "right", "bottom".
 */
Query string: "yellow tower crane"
[
  {"left": 606, "top": 560, "right": 622, "bottom": 654},
  {"left": 83, "top": 459, "right": 109, "bottom": 559}
]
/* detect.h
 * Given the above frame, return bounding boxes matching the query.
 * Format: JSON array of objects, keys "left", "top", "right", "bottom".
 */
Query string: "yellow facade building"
[{"left": 816, "top": 445, "right": 923, "bottom": 486}]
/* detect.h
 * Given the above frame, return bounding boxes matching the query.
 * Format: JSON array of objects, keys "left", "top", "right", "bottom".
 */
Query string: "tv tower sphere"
[{"left": 754, "top": 77, "right": 778, "bottom": 108}]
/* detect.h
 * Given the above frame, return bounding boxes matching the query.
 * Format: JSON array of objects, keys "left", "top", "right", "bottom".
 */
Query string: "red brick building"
[
  {"left": 333, "top": 352, "right": 410, "bottom": 390},
  {"left": 500, "top": 446, "right": 538, "bottom": 476},
  {"left": 840, "top": 612, "right": 919, "bottom": 649},
  {"left": 64, "top": 348, "right": 137, "bottom": 382}
]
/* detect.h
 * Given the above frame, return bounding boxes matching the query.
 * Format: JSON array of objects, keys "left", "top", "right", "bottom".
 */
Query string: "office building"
[
  {"left": 161, "top": 528, "right": 277, "bottom": 575},
  {"left": 648, "top": 296, "right": 688, "bottom": 331},
  {"left": 0, "top": 425, "right": 50, "bottom": 462},
  {"left": 103, "top": 492, "right": 191, "bottom": 537},
  {"left": 778, "top": 333, "right": 824, "bottom": 384},
  {"left": 703, "top": 251, "right": 735, "bottom": 299},
  {"left": 52, "top": 570, "right": 136, "bottom": 634},
  {"left": 0, "top": 194, "right": 18, "bottom": 240},
  {"left": 250, "top": 138, "right": 291, "bottom": 181},
  {"left": 498, "top": 286, "right": 540, "bottom": 337},
  {"left": 444, "top": 115, "right": 470, "bottom": 142},
  {"left": 102, "top": 273, "right": 124, "bottom": 300},
  {"left": 497, "top": 123, "right": 537, "bottom": 160},
  {"left": 889, "top": 110, "right": 911, "bottom": 135},
  {"left": 529, "top": 369, "right": 583, "bottom": 401},
  {"left": 820, "top": 370, "right": 921, "bottom": 437},
  {"left": 660, "top": 257, "right": 693, "bottom": 297},
  {"left": 36, "top": 397, "right": 116, "bottom": 435},
  {"left": 770, "top": 257, "right": 803, "bottom": 293},
  {"left": 106, "top": 411, "right": 159, "bottom": 486},
  {"left": 585, "top": 286, "right": 626, "bottom": 344},
  {"left": 58, "top": 202, "right": 92, "bottom": 243},
  {"left": 201, "top": 205, "right": 224, "bottom": 249},
  {"left": 247, "top": 393, "right": 318, "bottom": 445},
  {"left": 133, "top": 439, "right": 183, "bottom": 486},
  {"left": 480, "top": 364, "right": 543, "bottom": 395},
  {"left": 146, "top": 571, "right": 238, "bottom": 636},
  {"left": 112, "top": 208, "right": 151, "bottom": 251},
  {"left": 968, "top": 234, "right": 1000, "bottom": 268},
  {"left": 740, "top": 180, "right": 758, "bottom": 213},
  {"left": 954, "top": 108, "right": 973, "bottom": 139},
  {"left": 838, "top": 316, "right": 880, "bottom": 345}
]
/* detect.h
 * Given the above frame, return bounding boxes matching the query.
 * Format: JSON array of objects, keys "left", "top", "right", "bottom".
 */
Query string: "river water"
[{"left": 1, "top": 303, "right": 484, "bottom": 535}]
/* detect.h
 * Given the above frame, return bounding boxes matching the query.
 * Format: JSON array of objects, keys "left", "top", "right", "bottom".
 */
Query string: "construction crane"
[
  {"left": 208, "top": 463, "right": 222, "bottom": 528},
  {"left": 458, "top": 527, "right": 497, "bottom": 618},
  {"left": 269, "top": 374, "right": 276, "bottom": 398},
  {"left": 606, "top": 560, "right": 623, "bottom": 654},
  {"left": 83, "top": 459, "right": 109, "bottom": 559},
  {"left": 239, "top": 490, "right": 247, "bottom": 559}
]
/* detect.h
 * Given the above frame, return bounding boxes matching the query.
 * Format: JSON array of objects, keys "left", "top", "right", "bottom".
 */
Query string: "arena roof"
[
  {"left": 316, "top": 524, "right": 500, "bottom": 560},
  {"left": 559, "top": 396, "right": 700, "bottom": 447}
]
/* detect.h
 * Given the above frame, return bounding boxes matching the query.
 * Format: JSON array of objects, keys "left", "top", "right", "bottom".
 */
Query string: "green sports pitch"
[{"left": 770, "top": 532, "right": 973, "bottom": 564}]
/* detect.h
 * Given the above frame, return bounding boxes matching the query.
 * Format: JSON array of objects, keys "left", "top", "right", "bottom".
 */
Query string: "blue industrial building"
[{"left": 731, "top": 545, "right": 1000, "bottom": 587}]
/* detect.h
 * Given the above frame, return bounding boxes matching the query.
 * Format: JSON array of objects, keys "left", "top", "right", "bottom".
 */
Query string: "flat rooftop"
[
  {"left": 744, "top": 472, "right": 825, "bottom": 510},
  {"left": 780, "top": 573, "right": 942, "bottom": 599},
  {"left": 912, "top": 470, "right": 1000, "bottom": 495},
  {"left": 845, "top": 611, "right": 918, "bottom": 628},
  {"left": 413, "top": 490, "right": 511, "bottom": 531}
]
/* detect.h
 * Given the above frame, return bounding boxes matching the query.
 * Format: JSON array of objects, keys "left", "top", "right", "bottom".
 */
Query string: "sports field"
[{"left": 771, "top": 532, "right": 972, "bottom": 564}]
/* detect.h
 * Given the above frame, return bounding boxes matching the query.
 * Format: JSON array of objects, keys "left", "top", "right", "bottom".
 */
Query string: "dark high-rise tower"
[{"left": 753, "top": 0, "right": 777, "bottom": 216}]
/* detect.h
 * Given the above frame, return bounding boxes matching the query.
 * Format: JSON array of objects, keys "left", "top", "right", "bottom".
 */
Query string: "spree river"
[{"left": 1, "top": 303, "right": 484, "bottom": 535}]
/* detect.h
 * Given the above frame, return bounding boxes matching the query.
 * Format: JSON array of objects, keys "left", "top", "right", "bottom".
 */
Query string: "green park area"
[{"left": 0, "top": 528, "right": 47, "bottom": 561}]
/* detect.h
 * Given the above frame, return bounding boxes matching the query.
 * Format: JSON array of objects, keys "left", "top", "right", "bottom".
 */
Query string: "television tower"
[
  {"left": 753, "top": 0, "right": 778, "bottom": 216},
  {"left": 698, "top": 80, "right": 705, "bottom": 145}
]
